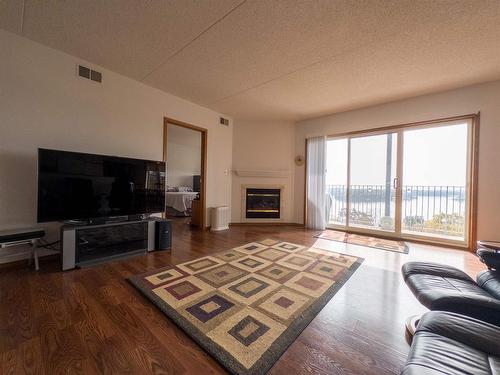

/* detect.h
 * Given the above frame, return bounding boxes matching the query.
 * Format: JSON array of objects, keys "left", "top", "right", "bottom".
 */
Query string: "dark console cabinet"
[
  {"left": 61, "top": 219, "right": 172, "bottom": 270},
  {"left": 76, "top": 222, "right": 148, "bottom": 264}
]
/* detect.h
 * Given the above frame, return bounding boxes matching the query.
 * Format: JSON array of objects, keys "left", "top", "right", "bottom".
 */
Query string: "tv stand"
[
  {"left": 63, "top": 214, "right": 144, "bottom": 226},
  {"left": 64, "top": 219, "right": 95, "bottom": 226},
  {"left": 60, "top": 219, "right": 163, "bottom": 270}
]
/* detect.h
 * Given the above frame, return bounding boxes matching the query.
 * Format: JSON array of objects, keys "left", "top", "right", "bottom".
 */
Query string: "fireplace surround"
[
  {"left": 241, "top": 185, "right": 284, "bottom": 222},
  {"left": 245, "top": 188, "right": 281, "bottom": 219}
]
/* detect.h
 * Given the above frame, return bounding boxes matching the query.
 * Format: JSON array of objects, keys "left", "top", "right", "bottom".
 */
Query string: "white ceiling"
[{"left": 2, "top": 0, "right": 500, "bottom": 121}]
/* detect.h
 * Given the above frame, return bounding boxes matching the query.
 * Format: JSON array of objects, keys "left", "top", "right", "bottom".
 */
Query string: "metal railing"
[{"left": 326, "top": 184, "right": 466, "bottom": 238}]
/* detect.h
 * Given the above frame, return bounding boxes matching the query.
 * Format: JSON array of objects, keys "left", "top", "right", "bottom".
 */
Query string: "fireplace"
[{"left": 245, "top": 188, "right": 281, "bottom": 219}]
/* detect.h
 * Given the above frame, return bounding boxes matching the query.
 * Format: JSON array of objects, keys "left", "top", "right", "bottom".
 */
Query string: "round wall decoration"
[{"left": 294, "top": 155, "right": 305, "bottom": 166}]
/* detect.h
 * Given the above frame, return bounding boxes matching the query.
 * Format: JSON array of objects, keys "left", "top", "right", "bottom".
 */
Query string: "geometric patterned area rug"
[
  {"left": 128, "top": 239, "right": 363, "bottom": 375},
  {"left": 315, "top": 230, "right": 409, "bottom": 254}
]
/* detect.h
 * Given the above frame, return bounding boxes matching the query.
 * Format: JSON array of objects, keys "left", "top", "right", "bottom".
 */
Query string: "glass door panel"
[
  {"left": 323, "top": 118, "right": 473, "bottom": 245},
  {"left": 349, "top": 133, "right": 398, "bottom": 232},
  {"left": 326, "top": 138, "right": 348, "bottom": 226},
  {"left": 402, "top": 123, "right": 469, "bottom": 241}
]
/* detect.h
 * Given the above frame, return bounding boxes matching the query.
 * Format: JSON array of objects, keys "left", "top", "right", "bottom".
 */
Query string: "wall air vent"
[
  {"left": 78, "top": 64, "right": 102, "bottom": 83},
  {"left": 78, "top": 65, "right": 90, "bottom": 79},
  {"left": 90, "top": 70, "right": 102, "bottom": 83},
  {"left": 219, "top": 117, "right": 229, "bottom": 126}
]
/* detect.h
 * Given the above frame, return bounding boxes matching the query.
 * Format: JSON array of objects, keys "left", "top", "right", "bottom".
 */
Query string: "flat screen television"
[{"left": 37, "top": 148, "right": 166, "bottom": 223}]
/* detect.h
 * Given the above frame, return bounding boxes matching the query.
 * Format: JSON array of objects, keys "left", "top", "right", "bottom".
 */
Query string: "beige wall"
[
  {"left": 293, "top": 80, "right": 500, "bottom": 240},
  {"left": 3, "top": 26, "right": 500, "bottom": 263},
  {"left": 166, "top": 125, "right": 202, "bottom": 189},
  {"left": 0, "top": 30, "right": 232, "bottom": 262},
  {"left": 231, "top": 120, "right": 295, "bottom": 223}
]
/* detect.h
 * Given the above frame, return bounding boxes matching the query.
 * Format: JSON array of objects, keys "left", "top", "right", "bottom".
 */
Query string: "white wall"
[
  {"left": 231, "top": 120, "right": 295, "bottom": 223},
  {"left": 293, "top": 80, "right": 500, "bottom": 240},
  {"left": 166, "top": 124, "right": 202, "bottom": 189},
  {"left": 0, "top": 30, "right": 232, "bottom": 262}
]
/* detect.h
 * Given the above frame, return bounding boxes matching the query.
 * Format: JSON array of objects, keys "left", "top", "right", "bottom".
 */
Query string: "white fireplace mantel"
[{"left": 235, "top": 169, "right": 289, "bottom": 178}]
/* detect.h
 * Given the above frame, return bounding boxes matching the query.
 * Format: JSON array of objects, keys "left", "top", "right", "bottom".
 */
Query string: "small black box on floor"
[{"left": 155, "top": 219, "right": 172, "bottom": 251}]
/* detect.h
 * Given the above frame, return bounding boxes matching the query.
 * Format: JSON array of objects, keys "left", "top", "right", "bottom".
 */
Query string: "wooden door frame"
[
  {"left": 305, "top": 113, "right": 480, "bottom": 251},
  {"left": 163, "top": 117, "right": 208, "bottom": 229}
]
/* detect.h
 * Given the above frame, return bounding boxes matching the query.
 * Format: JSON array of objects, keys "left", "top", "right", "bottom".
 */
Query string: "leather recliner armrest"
[{"left": 477, "top": 270, "right": 500, "bottom": 299}]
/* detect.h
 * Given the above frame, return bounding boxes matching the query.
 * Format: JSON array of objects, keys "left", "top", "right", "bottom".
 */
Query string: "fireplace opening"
[{"left": 245, "top": 188, "right": 280, "bottom": 219}]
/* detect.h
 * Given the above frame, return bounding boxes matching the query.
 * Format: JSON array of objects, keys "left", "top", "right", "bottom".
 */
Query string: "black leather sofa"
[
  {"left": 402, "top": 261, "right": 500, "bottom": 326},
  {"left": 401, "top": 311, "right": 500, "bottom": 375}
]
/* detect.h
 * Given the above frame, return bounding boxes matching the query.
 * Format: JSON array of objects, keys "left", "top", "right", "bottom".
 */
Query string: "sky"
[{"left": 326, "top": 123, "right": 468, "bottom": 187}]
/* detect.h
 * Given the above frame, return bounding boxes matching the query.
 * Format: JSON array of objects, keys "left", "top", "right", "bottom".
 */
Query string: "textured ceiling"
[{"left": 2, "top": 0, "right": 500, "bottom": 121}]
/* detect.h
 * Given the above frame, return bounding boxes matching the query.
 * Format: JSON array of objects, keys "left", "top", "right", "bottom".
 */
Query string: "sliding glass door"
[
  {"left": 349, "top": 133, "right": 398, "bottom": 233},
  {"left": 401, "top": 123, "right": 469, "bottom": 242},
  {"left": 325, "top": 118, "right": 474, "bottom": 246}
]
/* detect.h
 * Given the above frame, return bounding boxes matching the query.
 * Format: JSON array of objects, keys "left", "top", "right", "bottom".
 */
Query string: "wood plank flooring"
[{"left": 0, "top": 220, "right": 484, "bottom": 374}]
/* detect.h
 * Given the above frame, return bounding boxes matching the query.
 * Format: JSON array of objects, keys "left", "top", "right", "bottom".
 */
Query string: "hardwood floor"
[{"left": 0, "top": 220, "right": 485, "bottom": 375}]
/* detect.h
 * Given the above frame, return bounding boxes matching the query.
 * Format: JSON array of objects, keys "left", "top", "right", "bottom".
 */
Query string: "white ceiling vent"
[{"left": 219, "top": 117, "right": 230, "bottom": 126}]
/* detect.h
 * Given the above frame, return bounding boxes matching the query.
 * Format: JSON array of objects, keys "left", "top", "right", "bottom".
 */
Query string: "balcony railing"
[{"left": 326, "top": 184, "right": 466, "bottom": 238}]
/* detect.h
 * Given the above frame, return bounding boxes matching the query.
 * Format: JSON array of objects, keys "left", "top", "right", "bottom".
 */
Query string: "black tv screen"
[{"left": 37, "top": 148, "right": 166, "bottom": 222}]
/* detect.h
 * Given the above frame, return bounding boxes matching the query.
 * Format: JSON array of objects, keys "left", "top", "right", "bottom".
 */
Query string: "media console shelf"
[{"left": 60, "top": 219, "right": 170, "bottom": 270}]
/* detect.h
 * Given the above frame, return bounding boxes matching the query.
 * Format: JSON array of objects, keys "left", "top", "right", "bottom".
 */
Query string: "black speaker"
[
  {"left": 155, "top": 219, "right": 172, "bottom": 250},
  {"left": 193, "top": 175, "right": 201, "bottom": 192}
]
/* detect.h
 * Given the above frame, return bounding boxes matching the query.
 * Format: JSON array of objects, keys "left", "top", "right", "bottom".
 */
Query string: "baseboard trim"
[{"left": 229, "top": 222, "right": 305, "bottom": 227}]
